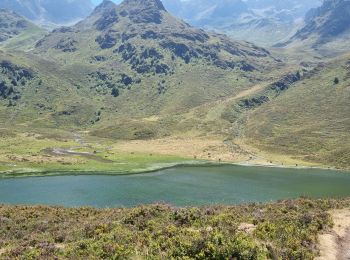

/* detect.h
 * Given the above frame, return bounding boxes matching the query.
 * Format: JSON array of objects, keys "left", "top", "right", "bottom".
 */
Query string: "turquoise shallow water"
[{"left": 0, "top": 165, "right": 349, "bottom": 207}]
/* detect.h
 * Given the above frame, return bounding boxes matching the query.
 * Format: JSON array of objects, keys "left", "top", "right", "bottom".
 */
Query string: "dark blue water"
[{"left": 0, "top": 165, "right": 349, "bottom": 207}]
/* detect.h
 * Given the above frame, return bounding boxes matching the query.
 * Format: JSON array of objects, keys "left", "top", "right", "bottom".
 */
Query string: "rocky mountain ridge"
[
  {"left": 161, "top": 0, "right": 322, "bottom": 46},
  {"left": 35, "top": 0, "right": 277, "bottom": 88},
  {"left": 280, "top": 0, "right": 350, "bottom": 49}
]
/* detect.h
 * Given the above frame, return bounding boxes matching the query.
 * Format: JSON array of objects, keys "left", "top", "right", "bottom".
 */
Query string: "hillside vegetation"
[
  {"left": 243, "top": 55, "right": 350, "bottom": 168},
  {"left": 0, "top": 198, "right": 349, "bottom": 259}
]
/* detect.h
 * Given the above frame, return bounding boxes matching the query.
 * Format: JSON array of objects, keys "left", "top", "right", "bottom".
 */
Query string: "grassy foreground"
[{"left": 0, "top": 198, "right": 349, "bottom": 259}]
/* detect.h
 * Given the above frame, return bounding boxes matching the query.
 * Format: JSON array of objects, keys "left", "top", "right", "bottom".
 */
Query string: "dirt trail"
[{"left": 317, "top": 209, "right": 350, "bottom": 260}]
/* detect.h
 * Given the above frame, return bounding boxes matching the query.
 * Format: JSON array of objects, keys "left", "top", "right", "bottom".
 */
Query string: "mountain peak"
[
  {"left": 118, "top": 0, "right": 167, "bottom": 24},
  {"left": 93, "top": 0, "right": 117, "bottom": 13},
  {"left": 88, "top": 0, "right": 118, "bottom": 30},
  {"left": 121, "top": 0, "right": 166, "bottom": 11}
]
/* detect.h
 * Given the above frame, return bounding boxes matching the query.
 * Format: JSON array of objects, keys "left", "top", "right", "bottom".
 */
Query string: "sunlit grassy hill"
[{"left": 243, "top": 54, "right": 350, "bottom": 168}]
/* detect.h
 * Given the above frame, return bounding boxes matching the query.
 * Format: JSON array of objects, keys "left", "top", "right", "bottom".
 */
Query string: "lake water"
[{"left": 0, "top": 165, "right": 349, "bottom": 207}]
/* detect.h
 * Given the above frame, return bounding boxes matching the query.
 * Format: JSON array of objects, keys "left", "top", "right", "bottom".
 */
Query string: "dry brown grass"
[
  {"left": 5, "top": 154, "right": 80, "bottom": 165},
  {"left": 114, "top": 137, "right": 248, "bottom": 162}
]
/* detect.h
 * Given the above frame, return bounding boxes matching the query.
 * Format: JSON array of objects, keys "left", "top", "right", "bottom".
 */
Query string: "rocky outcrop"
[
  {"left": 239, "top": 96, "right": 269, "bottom": 109},
  {"left": 0, "top": 60, "right": 34, "bottom": 81},
  {"left": 171, "top": 30, "right": 209, "bottom": 43},
  {"left": 234, "top": 71, "right": 301, "bottom": 111},
  {"left": 120, "top": 74, "right": 133, "bottom": 86},
  {"left": 115, "top": 42, "right": 136, "bottom": 60},
  {"left": 115, "top": 43, "right": 171, "bottom": 74},
  {"left": 119, "top": 0, "right": 166, "bottom": 24},
  {"left": 96, "top": 31, "right": 119, "bottom": 49},
  {"left": 55, "top": 38, "right": 77, "bottom": 52},
  {"left": 0, "top": 80, "right": 14, "bottom": 99},
  {"left": 270, "top": 72, "right": 301, "bottom": 93},
  {"left": 0, "top": 60, "right": 34, "bottom": 101},
  {"left": 94, "top": 8, "right": 118, "bottom": 30},
  {"left": 160, "top": 40, "right": 198, "bottom": 63}
]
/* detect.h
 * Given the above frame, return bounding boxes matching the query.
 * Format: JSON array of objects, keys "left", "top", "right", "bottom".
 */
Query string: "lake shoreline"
[{"left": 0, "top": 159, "right": 348, "bottom": 179}]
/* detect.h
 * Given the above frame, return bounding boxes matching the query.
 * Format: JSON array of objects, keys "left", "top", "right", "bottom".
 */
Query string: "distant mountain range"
[
  {"left": 163, "top": 0, "right": 322, "bottom": 25},
  {"left": 0, "top": 0, "right": 324, "bottom": 46},
  {"left": 161, "top": 0, "right": 322, "bottom": 46},
  {"left": 0, "top": 0, "right": 94, "bottom": 27},
  {"left": 280, "top": 0, "right": 350, "bottom": 51}
]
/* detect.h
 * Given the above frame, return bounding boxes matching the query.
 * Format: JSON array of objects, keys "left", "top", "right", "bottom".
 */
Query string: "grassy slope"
[
  {"left": 0, "top": 9, "right": 46, "bottom": 52},
  {"left": 0, "top": 198, "right": 349, "bottom": 259},
  {"left": 0, "top": 24, "right": 46, "bottom": 51},
  {"left": 0, "top": 50, "right": 242, "bottom": 176},
  {"left": 1, "top": 48, "right": 349, "bottom": 173},
  {"left": 243, "top": 55, "right": 350, "bottom": 168},
  {"left": 0, "top": 51, "right": 98, "bottom": 129}
]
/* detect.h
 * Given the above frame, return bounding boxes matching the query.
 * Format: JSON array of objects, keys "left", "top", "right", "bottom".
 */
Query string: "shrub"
[
  {"left": 111, "top": 87, "right": 119, "bottom": 97},
  {"left": 0, "top": 199, "right": 348, "bottom": 259}
]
